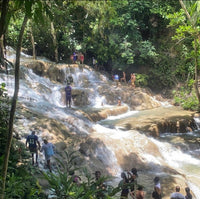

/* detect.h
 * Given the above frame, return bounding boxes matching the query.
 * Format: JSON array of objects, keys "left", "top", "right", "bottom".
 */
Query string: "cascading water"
[{"left": 1, "top": 49, "right": 200, "bottom": 198}]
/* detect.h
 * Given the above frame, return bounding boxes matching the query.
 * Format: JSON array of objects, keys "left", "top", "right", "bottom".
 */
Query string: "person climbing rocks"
[
  {"left": 65, "top": 83, "right": 72, "bottom": 108},
  {"left": 152, "top": 176, "right": 162, "bottom": 199},
  {"left": 118, "top": 172, "right": 129, "bottom": 199},
  {"left": 129, "top": 168, "right": 138, "bottom": 198},
  {"left": 26, "top": 130, "right": 40, "bottom": 166},
  {"left": 94, "top": 171, "right": 107, "bottom": 199},
  {"left": 66, "top": 75, "right": 73, "bottom": 85},
  {"left": 40, "top": 139, "right": 55, "bottom": 172}
]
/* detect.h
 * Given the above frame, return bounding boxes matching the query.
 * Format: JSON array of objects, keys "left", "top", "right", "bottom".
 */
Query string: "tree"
[
  {"left": 178, "top": 0, "right": 200, "bottom": 110},
  {"left": 0, "top": 1, "right": 52, "bottom": 198},
  {"left": 0, "top": 0, "right": 10, "bottom": 73},
  {"left": 0, "top": 13, "right": 28, "bottom": 199}
]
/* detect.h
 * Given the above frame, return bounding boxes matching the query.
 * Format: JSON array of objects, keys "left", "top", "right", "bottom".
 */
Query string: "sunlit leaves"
[{"left": 138, "top": 40, "right": 158, "bottom": 59}]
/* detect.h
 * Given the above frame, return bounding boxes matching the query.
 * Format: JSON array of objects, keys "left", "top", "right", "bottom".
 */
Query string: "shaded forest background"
[{"left": 4, "top": 0, "right": 193, "bottom": 91}]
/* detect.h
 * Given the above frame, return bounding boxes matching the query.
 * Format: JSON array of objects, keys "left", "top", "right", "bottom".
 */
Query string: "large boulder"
[
  {"left": 115, "top": 106, "right": 197, "bottom": 137},
  {"left": 24, "top": 60, "right": 48, "bottom": 76},
  {"left": 47, "top": 65, "right": 65, "bottom": 83}
]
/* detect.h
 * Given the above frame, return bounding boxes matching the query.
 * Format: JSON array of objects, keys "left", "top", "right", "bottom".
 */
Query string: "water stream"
[{"left": 1, "top": 50, "right": 200, "bottom": 198}]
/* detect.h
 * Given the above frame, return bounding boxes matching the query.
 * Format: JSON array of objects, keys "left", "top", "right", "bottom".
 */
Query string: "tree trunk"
[
  {"left": 194, "top": 39, "right": 200, "bottom": 111},
  {"left": 30, "top": 25, "right": 36, "bottom": 59},
  {"left": 51, "top": 22, "right": 58, "bottom": 63},
  {"left": 0, "top": 0, "right": 9, "bottom": 73},
  {"left": 0, "top": 15, "right": 28, "bottom": 199}
]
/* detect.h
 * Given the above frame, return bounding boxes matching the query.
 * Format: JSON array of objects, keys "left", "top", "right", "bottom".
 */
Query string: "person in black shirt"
[{"left": 26, "top": 131, "right": 40, "bottom": 165}]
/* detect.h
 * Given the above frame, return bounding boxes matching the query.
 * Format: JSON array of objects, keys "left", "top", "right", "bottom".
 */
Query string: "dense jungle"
[{"left": 1, "top": 0, "right": 200, "bottom": 199}]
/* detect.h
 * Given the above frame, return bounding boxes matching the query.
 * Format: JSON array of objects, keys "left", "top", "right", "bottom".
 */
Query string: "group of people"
[
  {"left": 26, "top": 131, "right": 55, "bottom": 172},
  {"left": 152, "top": 177, "right": 193, "bottom": 199},
  {"left": 112, "top": 72, "right": 136, "bottom": 88},
  {"left": 118, "top": 168, "right": 140, "bottom": 199},
  {"left": 71, "top": 51, "right": 84, "bottom": 64},
  {"left": 25, "top": 134, "right": 193, "bottom": 199},
  {"left": 170, "top": 186, "right": 192, "bottom": 199},
  {"left": 118, "top": 169, "right": 193, "bottom": 199}
]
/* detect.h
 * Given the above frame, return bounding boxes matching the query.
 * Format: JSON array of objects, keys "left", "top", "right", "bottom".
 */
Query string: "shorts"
[
  {"left": 66, "top": 96, "right": 71, "bottom": 103},
  {"left": 45, "top": 154, "right": 52, "bottom": 161},
  {"left": 29, "top": 146, "right": 38, "bottom": 153}
]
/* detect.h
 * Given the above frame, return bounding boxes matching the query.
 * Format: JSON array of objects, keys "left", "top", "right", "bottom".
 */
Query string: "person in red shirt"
[{"left": 80, "top": 53, "right": 84, "bottom": 64}]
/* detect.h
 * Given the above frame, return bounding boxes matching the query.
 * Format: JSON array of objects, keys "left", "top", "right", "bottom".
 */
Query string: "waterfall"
[{"left": 1, "top": 48, "right": 200, "bottom": 198}]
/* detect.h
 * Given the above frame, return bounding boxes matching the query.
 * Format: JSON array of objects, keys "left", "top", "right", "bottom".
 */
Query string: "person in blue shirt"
[
  {"left": 170, "top": 186, "right": 185, "bottom": 199},
  {"left": 40, "top": 139, "right": 55, "bottom": 172},
  {"left": 114, "top": 74, "right": 119, "bottom": 87},
  {"left": 26, "top": 131, "right": 40, "bottom": 166}
]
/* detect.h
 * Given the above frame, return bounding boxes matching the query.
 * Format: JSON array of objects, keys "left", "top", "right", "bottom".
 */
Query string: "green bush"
[
  {"left": 42, "top": 151, "right": 120, "bottom": 199},
  {"left": 135, "top": 73, "right": 148, "bottom": 87},
  {"left": 0, "top": 83, "right": 44, "bottom": 198},
  {"left": 173, "top": 87, "right": 199, "bottom": 111}
]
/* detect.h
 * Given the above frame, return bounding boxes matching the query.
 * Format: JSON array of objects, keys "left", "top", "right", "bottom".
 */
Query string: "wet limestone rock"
[
  {"left": 47, "top": 65, "right": 65, "bottom": 83},
  {"left": 24, "top": 60, "right": 48, "bottom": 76},
  {"left": 115, "top": 106, "right": 197, "bottom": 137},
  {"left": 82, "top": 106, "right": 129, "bottom": 122}
]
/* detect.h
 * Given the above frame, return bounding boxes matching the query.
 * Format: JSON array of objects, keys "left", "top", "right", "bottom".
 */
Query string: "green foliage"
[
  {"left": 0, "top": 84, "right": 43, "bottom": 198},
  {"left": 0, "top": 83, "right": 9, "bottom": 157},
  {"left": 5, "top": 0, "right": 200, "bottom": 94},
  {"left": 137, "top": 40, "right": 158, "bottom": 65},
  {"left": 135, "top": 73, "right": 148, "bottom": 87},
  {"left": 42, "top": 151, "right": 119, "bottom": 199},
  {"left": 4, "top": 172, "right": 42, "bottom": 199},
  {"left": 173, "top": 87, "right": 199, "bottom": 110}
]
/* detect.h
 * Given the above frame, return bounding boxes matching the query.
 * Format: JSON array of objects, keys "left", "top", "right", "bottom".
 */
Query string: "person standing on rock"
[
  {"left": 114, "top": 74, "right": 119, "bottom": 87},
  {"left": 65, "top": 83, "right": 72, "bottom": 108},
  {"left": 92, "top": 57, "right": 98, "bottom": 70},
  {"left": 80, "top": 53, "right": 84, "bottom": 64},
  {"left": 120, "top": 71, "right": 126, "bottom": 83},
  {"left": 26, "top": 130, "right": 40, "bottom": 166},
  {"left": 73, "top": 51, "right": 78, "bottom": 64},
  {"left": 130, "top": 73, "right": 136, "bottom": 88},
  {"left": 40, "top": 139, "right": 55, "bottom": 172}
]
